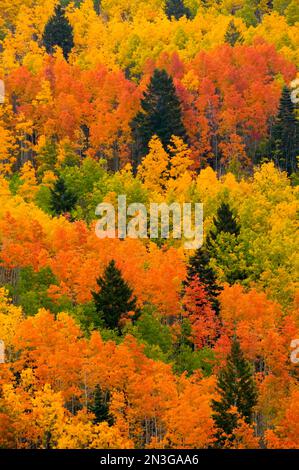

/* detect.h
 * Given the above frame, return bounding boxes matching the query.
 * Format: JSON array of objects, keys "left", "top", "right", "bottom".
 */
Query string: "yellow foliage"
[
  {"left": 0, "top": 109, "right": 17, "bottom": 175},
  {"left": 0, "top": 288, "right": 23, "bottom": 354},
  {"left": 168, "top": 136, "right": 193, "bottom": 179},
  {"left": 138, "top": 135, "right": 169, "bottom": 194},
  {"left": 18, "top": 161, "right": 38, "bottom": 201}
]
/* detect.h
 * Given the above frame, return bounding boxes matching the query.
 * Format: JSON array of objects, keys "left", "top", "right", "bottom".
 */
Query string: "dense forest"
[{"left": 0, "top": 0, "right": 298, "bottom": 449}]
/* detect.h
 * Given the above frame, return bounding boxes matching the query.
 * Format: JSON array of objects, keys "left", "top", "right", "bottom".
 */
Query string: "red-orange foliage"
[
  {"left": 182, "top": 277, "right": 220, "bottom": 348},
  {"left": 153, "top": 43, "right": 296, "bottom": 167},
  {"left": 0, "top": 210, "right": 185, "bottom": 315}
]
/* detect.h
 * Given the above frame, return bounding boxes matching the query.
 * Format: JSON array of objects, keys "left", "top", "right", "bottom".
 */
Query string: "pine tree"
[
  {"left": 89, "top": 386, "right": 114, "bottom": 425},
  {"left": 165, "top": 0, "right": 191, "bottom": 20},
  {"left": 42, "top": 4, "right": 74, "bottom": 60},
  {"left": 92, "top": 260, "right": 138, "bottom": 331},
  {"left": 207, "top": 202, "right": 240, "bottom": 246},
  {"left": 211, "top": 337, "right": 257, "bottom": 447},
  {"left": 185, "top": 248, "right": 222, "bottom": 315},
  {"left": 206, "top": 202, "right": 246, "bottom": 284},
  {"left": 131, "top": 69, "right": 187, "bottom": 167},
  {"left": 50, "top": 176, "right": 77, "bottom": 216},
  {"left": 224, "top": 20, "right": 244, "bottom": 46},
  {"left": 270, "top": 86, "right": 299, "bottom": 174}
]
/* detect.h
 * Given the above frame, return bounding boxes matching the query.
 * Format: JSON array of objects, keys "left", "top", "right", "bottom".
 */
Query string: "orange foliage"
[{"left": 182, "top": 277, "right": 220, "bottom": 348}]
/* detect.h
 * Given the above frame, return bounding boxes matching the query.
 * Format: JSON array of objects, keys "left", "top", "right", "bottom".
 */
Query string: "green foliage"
[
  {"left": 211, "top": 337, "right": 257, "bottom": 447},
  {"left": 61, "top": 158, "right": 108, "bottom": 219},
  {"left": 173, "top": 344, "right": 215, "bottom": 376},
  {"left": 12, "top": 267, "right": 59, "bottom": 316},
  {"left": 71, "top": 301, "right": 103, "bottom": 334},
  {"left": 165, "top": 0, "right": 191, "bottom": 20},
  {"left": 183, "top": 0, "right": 200, "bottom": 17},
  {"left": 224, "top": 20, "right": 244, "bottom": 46},
  {"left": 58, "top": 158, "right": 148, "bottom": 221},
  {"left": 36, "top": 140, "right": 58, "bottom": 176},
  {"left": 58, "top": 141, "right": 81, "bottom": 169},
  {"left": 88, "top": 385, "right": 114, "bottom": 425},
  {"left": 208, "top": 201, "right": 241, "bottom": 242},
  {"left": 131, "top": 307, "right": 173, "bottom": 354},
  {"left": 273, "top": 0, "right": 292, "bottom": 15},
  {"left": 35, "top": 185, "right": 52, "bottom": 214},
  {"left": 93, "top": 0, "right": 102, "bottom": 15},
  {"left": 170, "top": 317, "right": 216, "bottom": 376},
  {"left": 206, "top": 202, "right": 247, "bottom": 284},
  {"left": 50, "top": 176, "right": 78, "bottom": 216},
  {"left": 236, "top": 0, "right": 261, "bottom": 27},
  {"left": 209, "top": 232, "right": 249, "bottom": 285},
  {"left": 92, "top": 260, "right": 138, "bottom": 331},
  {"left": 131, "top": 69, "right": 187, "bottom": 166},
  {"left": 285, "top": 0, "right": 299, "bottom": 25},
  {"left": 270, "top": 86, "right": 299, "bottom": 174},
  {"left": 8, "top": 173, "right": 22, "bottom": 195}
]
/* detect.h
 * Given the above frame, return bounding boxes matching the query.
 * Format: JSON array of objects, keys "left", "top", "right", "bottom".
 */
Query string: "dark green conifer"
[
  {"left": 43, "top": 4, "right": 74, "bottom": 60},
  {"left": 224, "top": 20, "right": 244, "bottom": 46},
  {"left": 165, "top": 0, "right": 191, "bottom": 20},
  {"left": 92, "top": 260, "right": 138, "bottom": 331},
  {"left": 270, "top": 85, "right": 299, "bottom": 174},
  {"left": 89, "top": 386, "right": 114, "bottom": 425},
  {"left": 50, "top": 176, "right": 77, "bottom": 215},
  {"left": 207, "top": 202, "right": 240, "bottom": 246},
  {"left": 212, "top": 337, "right": 257, "bottom": 447},
  {"left": 131, "top": 69, "right": 187, "bottom": 166}
]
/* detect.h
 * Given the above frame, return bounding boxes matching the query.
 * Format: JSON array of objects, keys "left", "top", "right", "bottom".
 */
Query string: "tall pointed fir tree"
[
  {"left": 206, "top": 201, "right": 247, "bottom": 284},
  {"left": 50, "top": 176, "right": 77, "bottom": 216},
  {"left": 208, "top": 202, "right": 241, "bottom": 244},
  {"left": 89, "top": 386, "right": 114, "bottom": 425},
  {"left": 92, "top": 260, "right": 138, "bottom": 331},
  {"left": 211, "top": 337, "right": 257, "bottom": 447},
  {"left": 270, "top": 86, "right": 299, "bottom": 174},
  {"left": 224, "top": 20, "right": 244, "bottom": 46},
  {"left": 43, "top": 4, "right": 74, "bottom": 60},
  {"left": 185, "top": 248, "right": 223, "bottom": 315},
  {"left": 131, "top": 69, "right": 187, "bottom": 168},
  {"left": 165, "top": 0, "right": 191, "bottom": 20}
]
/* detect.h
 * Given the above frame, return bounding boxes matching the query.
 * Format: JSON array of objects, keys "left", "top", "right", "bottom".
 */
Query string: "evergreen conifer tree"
[
  {"left": 211, "top": 337, "right": 257, "bottom": 447},
  {"left": 224, "top": 20, "right": 244, "bottom": 46},
  {"left": 165, "top": 0, "right": 191, "bottom": 20},
  {"left": 270, "top": 85, "right": 299, "bottom": 174},
  {"left": 131, "top": 69, "right": 187, "bottom": 166},
  {"left": 89, "top": 386, "right": 114, "bottom": 425},
  {"left": 50, "top": 176, "right": 77, "bottom": 216},
  {"left": 92, "top": 260, "right": 138, "bottom": 331},
  {"left": 207, "top": 202, "right": 240, "bottom": 246},
  {"left": 43, "top": 4, "right": 74, "bottom": 60},
  {"left": 206, "top": 202, "right": 246, "bottom": 284}
]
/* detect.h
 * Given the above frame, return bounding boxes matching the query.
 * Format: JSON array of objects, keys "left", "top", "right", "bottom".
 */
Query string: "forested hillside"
[{"left": 0, "top": 0, "right": 298, "bottom": 449}]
